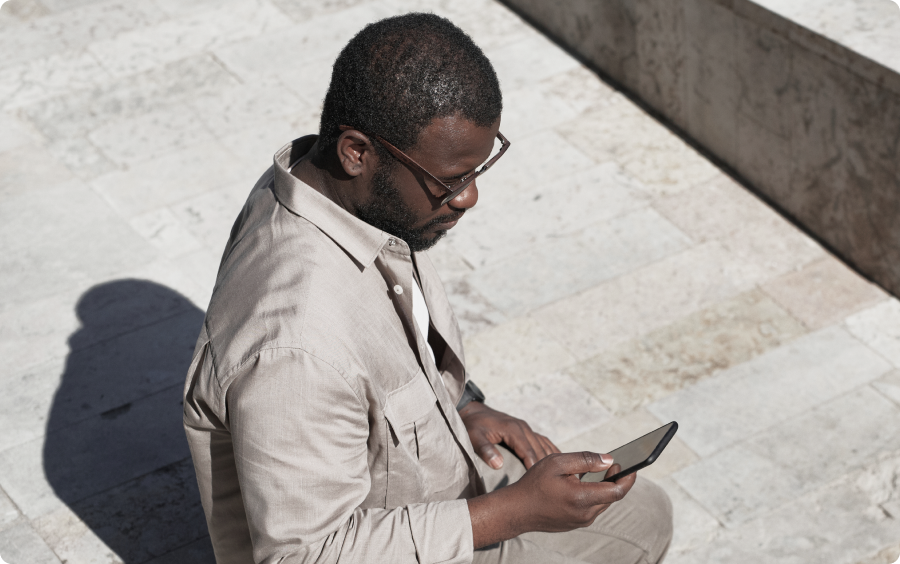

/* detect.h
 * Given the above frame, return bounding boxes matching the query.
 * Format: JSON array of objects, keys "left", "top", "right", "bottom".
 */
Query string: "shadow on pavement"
[{"left": 42, "top": 279, "right": 215, "bottom": 563}]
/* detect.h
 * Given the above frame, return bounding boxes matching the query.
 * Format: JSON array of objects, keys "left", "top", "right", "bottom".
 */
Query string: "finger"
[
  {"left": 534, "top": 435, "right": 551, "bottom": 459},
  {"left": 504, "top": 424, "right": 540, "bottom": 469},
  {"left": 471, "top": 435, "right": 505, "bottom": 469},
  {"left": 538, "top": 434, "right": 561, "bottom": 455},
  {"left": 552, "top": 451, "right": 613, "bottom": 476}
]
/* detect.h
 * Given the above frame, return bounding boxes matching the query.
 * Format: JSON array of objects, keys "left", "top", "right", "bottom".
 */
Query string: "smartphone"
[{"left": 580, "top": 421, "right": 678, "bottom": 483}]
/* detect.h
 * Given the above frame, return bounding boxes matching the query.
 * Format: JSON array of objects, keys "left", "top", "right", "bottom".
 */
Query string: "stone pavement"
[{"left": 0, "top": 0, "right": 898, "bottom": 562}]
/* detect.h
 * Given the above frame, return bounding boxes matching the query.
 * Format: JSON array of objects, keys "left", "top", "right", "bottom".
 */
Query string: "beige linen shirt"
[{"left": 183, "top": 136, "right": 486, "bottom": 564}]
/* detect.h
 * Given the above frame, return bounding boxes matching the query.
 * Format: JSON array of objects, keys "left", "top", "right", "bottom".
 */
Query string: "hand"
[
  {"left": 467, "top": 451, "right": 636, "bottom": 548},
  {"left": 459, "top": 401, "right": 560, "bottom": 470}
]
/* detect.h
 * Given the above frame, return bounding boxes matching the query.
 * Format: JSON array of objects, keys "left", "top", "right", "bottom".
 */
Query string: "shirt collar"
[{"left": 272, "top": 136, "right": 393, "bottom": 269}]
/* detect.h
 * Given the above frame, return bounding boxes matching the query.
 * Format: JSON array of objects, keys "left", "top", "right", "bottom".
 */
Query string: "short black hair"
[{"left": 317, "top": 12, "right": 503, "bottom": 159}]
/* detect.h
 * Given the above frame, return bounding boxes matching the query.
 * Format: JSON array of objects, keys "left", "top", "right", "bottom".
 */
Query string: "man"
[{"left": 183, "top": 13, "right": 672, "bottom": 564}]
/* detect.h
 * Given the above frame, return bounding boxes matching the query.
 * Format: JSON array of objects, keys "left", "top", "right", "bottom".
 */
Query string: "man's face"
[{"left": 356, "top": 114, "right": 500, "bottom": 252}]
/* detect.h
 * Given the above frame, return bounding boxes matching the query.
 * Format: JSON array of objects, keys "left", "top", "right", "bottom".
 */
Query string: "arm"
[{"left": 228, "top": 348, "right": 471, "bottom": 564}]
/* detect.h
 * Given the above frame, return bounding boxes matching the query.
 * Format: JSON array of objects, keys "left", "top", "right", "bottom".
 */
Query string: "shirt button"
[
  {"left": 393, "top": 285, "right": 403, "bottom": 295},
  {"left": 388, "top": 238, "right": 396, "bottom": 247}
]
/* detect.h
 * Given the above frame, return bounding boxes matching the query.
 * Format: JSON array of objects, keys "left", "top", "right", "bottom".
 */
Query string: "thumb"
[
  {"left": 555, "top": 451, "right": 613, "bottom": 476},
  {"left": 472, "top": 434, "right": 505, "bottom": 469}
]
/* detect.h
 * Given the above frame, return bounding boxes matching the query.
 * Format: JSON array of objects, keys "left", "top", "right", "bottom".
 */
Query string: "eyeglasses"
[{"left": 338, "top": 125, "right": 510, "bottom": 206}]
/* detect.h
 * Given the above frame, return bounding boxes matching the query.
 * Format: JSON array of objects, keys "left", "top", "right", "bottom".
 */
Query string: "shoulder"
[{"left": 203, "top": 180, "right": 375, "bottom": 385}]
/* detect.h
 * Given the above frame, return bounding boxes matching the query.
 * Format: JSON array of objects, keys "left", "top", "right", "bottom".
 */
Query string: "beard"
[{"left": 355, "top": 163, "right": 461, "bottom": 252}]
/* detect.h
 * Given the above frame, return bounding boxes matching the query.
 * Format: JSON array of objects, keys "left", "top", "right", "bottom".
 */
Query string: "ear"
[{"left": 335, "top": 130, "right": 377, "bottom": 178}]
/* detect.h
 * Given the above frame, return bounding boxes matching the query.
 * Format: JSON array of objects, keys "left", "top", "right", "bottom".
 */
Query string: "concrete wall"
[{"left": 500, "top": 0, "right": 900, "bottom": 296}]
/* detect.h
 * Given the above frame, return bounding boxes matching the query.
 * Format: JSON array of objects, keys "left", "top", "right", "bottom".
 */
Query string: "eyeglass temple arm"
[{"left": 337, "top": 125, "right": 450, "bottom": 189}]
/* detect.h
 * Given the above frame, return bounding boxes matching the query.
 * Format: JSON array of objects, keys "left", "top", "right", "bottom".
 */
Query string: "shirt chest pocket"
[{"left": 383, "top": 372, "right": 470, "bottom": 507}]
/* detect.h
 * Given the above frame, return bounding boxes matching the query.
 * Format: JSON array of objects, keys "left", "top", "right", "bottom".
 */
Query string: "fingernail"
[
  {"left": 489, "top": 456, "right": 503, "bottom": 469},
  {"left": 599, "top": 454, "right": 613, "bottom": 465}
]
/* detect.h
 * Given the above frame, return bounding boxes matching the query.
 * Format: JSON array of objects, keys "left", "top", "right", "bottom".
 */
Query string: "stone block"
[
  {"left": 448, "top": 162, "right": 651, "bottom": 269},
  {"left": 499, "top": 86, "right": 580, "bottom": 141},
  {"left": 189, "top": 75, "right": 310, "bottom": 139},
  {"left": 0, "top": 488, "right": 20, "bottom": 531},
  {"left": 654, "top": 173, "right": 825, "bottom": 284},
  {"left": 0, "top": 111, "right": 42, "bottom": 154},
  {"left": 0, "top": 50, "right": 109, "bottom": 111},
  {"left": 130, "top": 207, "right": 206, "bottom": 259},
  {"left": 635, "top": 0, "right": 688, "bottom": 131},
  {"left": 679, "top": 446, "right": 900, "bottom": 563},
  {"left": 733, "top": 12, "right": 793, "bottom": 138},
  {"left": 35, "top": 459, "right": 208, "bottom": 564},
  {"left": 674, "top": 387, "right": 900, "bottom": 526},
  {"left": 472, "top": 129, "right": 595, "bottom": 209},
  {"left": 0, "top": 265, "right": 203, "bottom": 382},
  {"left": 537, "top": 65, "right": 618, "bottom": 116},
  {"left": 0, "top": 384, "right": 191, "bottom": 519},
  {"left": 213, "top": 3, "right": 396, "bottom": 80},
  {"left": 787, "top": 45, "right": 900, "bottom": 296},
  {"left": 845, "top": 299, "right": 900, "bottom": 368},
  {"left": 19, "top": 54, "right": 238, "bottom": 142},
  {"left": 683, "top": 0, "right": 739, "bottom": 166},
  {"left": 90, "top": 140, "right": 248, "bottom": 218},
  {"left": 462, "top": 315, "right": 576, "bottom": 396},
  {"left": 0, "top": 0, "right": 50, "bottom": 22},
  {"left": 86, "top": 0, "right": 289, "bottom": 79},
  {"left": 762, "top": 257, "right": 888, "bottom": 330},
  {"left": 487, "top": 372, "right": 611, "bottom": 443},
  {"left": 439, "top": 277, "right": 507, "bottom": 339},
  {"left": 0, "top": 303, "right": 202, "bottom": 453},
  {"left": 145, "top": 536, "right": 215, "bottom": 564},
  {"left": 0, "top": 144, "right": 70, "bottom": 199},
  {"left": 468, "top": 207, "right": 690, "bottom": 316},
  {"left": 483, "top": 33, "right": 581, "bottom": 92},
  {"left": 0, "top": 179, "right": 159, "bottom": 310},
  {"left": 0, "top": 522, "right": 61, "bottom": 564},
  {"left": 566, "top": 289, "right": 806, "bottom": 415},
  {"left": 872, "top": 370, "right": 900, "bottom": 408},
  {"left": 169, "top": 183, "right": 250, "bottom": 251},
  {"left": 734, "top": 111, "right": 791, "bottom": 197},
  {"left": 0, "top": 0, "right": 167, "bottom": 69},
  {"left": 560, "top": 409, "right": 698, "bottom": 481},
  {"left": 649, "top": 326, "right": 893, "bottom": 458},
  {"left": 530, "top": 241, "right": 749, "bottom": 362},
  {"left": 655, "top": 477, "right": 722, "bottom": 557},
  {"left": 89, "top": 104, "right": 214, "bottom": 167}
]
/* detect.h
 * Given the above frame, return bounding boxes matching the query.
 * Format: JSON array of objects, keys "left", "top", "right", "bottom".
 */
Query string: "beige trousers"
[{"left": 472, "top": 446, "right": 673, "bottom": 564}]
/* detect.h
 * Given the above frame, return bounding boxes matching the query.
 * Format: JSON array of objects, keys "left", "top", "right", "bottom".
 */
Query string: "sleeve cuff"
[{"left": 407, "top": 498, "right": 473, "bottom": 564}]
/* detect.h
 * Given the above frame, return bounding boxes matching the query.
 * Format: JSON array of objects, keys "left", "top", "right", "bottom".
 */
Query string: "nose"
[{"left": 448, "top": 179, "right": 479, "bottom": 211}]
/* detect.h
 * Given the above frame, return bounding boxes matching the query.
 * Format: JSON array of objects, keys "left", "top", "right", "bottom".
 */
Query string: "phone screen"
[{"left": 580, "top": 421, "right": 677, "bottom": 483}]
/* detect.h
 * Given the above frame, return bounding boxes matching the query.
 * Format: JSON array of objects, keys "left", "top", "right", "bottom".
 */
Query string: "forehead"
[{"left": 408, "top": 114, "right": 500, "bottom": 175}]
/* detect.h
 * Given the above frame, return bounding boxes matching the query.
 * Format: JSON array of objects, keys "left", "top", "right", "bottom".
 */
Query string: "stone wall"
[{"left": 500, "top": 0, "right": 900, "bottom": 297}]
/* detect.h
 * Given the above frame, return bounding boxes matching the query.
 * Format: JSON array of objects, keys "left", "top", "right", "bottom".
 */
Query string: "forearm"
[{"left": 467, "top": 485, "right": 527, "bottom": 549}]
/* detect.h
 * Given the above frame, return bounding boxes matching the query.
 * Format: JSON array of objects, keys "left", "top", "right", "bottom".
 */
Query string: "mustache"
[{"left": 423, "top": 211, "right": 464, "bottom": 229}]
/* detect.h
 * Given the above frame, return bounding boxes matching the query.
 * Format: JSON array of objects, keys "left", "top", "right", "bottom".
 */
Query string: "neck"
[{"left": 291, "top": 143, "right": 358, "bottom": 216}]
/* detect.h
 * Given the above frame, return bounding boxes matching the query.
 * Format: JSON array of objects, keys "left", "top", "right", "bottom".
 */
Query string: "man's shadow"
[{"left": 42, "top": 279, "right": 215, "bottom": 563}]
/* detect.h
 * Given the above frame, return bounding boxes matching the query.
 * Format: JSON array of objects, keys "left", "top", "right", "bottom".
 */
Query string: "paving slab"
[
  {"left": 0, "top": 521, "right": 61, "bottom": 564},
  {"left": 566, "top": 289, "right": 807, "bottom": 415},
  {"left": 672, "top": 386, "right": 900, "bottom": 526},
  {"left": 649, "top": 326, "right": 892, "bottom": 457},
  {"left": 487, "top": 372, "right": 611, "bottom": 443}
]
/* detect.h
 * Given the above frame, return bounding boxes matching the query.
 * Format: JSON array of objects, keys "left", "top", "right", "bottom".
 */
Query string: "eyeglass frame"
[{"left": 338, "top": 125, "right": 510, "bottom": 206}]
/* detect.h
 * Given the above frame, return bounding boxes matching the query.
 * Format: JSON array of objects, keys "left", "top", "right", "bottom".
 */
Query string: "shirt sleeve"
[{"left": 227, "top": 347, "right": 474, "bottom": 564}]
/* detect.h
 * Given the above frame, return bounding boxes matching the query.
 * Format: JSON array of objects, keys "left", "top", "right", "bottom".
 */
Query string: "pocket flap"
[{"left": 383, "top": 372, "right": 436, "bottom": 427}]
